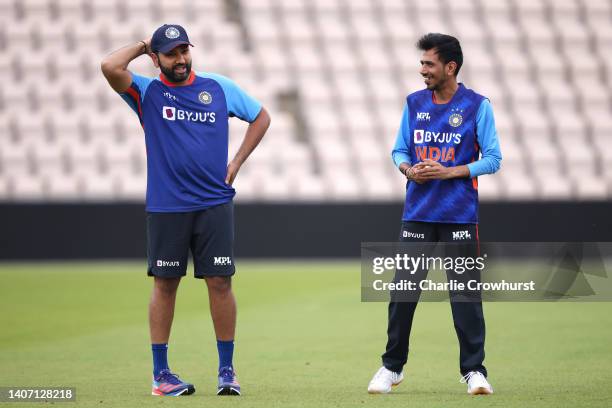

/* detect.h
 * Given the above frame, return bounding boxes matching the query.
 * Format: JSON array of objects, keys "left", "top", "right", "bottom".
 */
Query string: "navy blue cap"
[{"left": 150, "top": 24, "right": 194, "bottom": 53}]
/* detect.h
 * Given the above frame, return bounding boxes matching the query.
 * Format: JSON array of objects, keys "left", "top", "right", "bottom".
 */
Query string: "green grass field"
[{"left": 1, "top": 261, "right": 611, "bottom": 408}]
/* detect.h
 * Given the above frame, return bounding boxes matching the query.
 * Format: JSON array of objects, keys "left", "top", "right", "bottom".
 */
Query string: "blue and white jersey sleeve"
[
  {"left": 391, "top": 103, "right": 412, "bottom": 167},
  {"left": 119, "top": 72, "right": 154, "bottom": 121},
  {"left": 467, "top": 99, "right": 502, "bottom": 177},
  {"left": 199, "top": 72, "right": 262, "bottom": 123}
]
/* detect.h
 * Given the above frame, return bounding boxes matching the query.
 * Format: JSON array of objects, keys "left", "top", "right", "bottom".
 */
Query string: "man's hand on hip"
[{"left": 225, "top": 160, "right": 241, "bottom": 186}]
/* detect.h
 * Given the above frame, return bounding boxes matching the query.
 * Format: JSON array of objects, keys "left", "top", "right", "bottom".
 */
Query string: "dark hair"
[{"left": 417, "top": 33, "right": 463, "bottom": 76}]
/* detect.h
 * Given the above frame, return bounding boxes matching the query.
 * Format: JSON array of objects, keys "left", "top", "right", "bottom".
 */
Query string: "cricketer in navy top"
[
  {"left": 368, "top": 34, "right": 501, "bottom": 396},
  {"left": 101, "top": 24, "right": 270, "bottom": 396},
  {"left": 392, "top": 85, "right": 502, "bottom": 223}
]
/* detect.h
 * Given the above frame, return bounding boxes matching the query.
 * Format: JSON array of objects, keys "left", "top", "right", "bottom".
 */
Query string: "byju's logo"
[
  {"left": 161, "top": 106, "right": 216, "bottom": 123},
  {"left": 162, "top": 106, "right": 176, "bottom": 120},
  {"left": 403, "top": 231, "right": 425, "bottom": 239},
  {"left": 156, "top": 260, "right": 180, "bottom": 267},
  {"left": 414, "top": 129, "right": 424, "bottom": 143},
  {"left": 214, "top": 257, "right": 232, "bottom": 266},
  {"left": 452, "top": 230, "right": 472, "bottom": 241},
  {"left": 413, "top": 130, "right": 462, "bottom": 145}
]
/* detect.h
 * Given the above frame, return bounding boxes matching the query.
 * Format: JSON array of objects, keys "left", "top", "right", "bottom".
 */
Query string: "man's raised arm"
[{"left": 101, "top": 39, "right": 150, "bottom": 93}]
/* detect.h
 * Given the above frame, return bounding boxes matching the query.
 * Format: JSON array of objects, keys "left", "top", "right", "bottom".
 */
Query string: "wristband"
[{"left": 140, "top": 40, "right": 148, "bottom": 54}]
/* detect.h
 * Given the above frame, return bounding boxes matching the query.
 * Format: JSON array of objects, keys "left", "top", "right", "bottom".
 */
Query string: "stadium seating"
[{"left": 0, "top": 0, "right": 610, "bottom": 201}]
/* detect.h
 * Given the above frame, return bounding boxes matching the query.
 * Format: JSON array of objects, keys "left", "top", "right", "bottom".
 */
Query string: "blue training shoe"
[
  {"left": 217, "top": 366, "right": 241, "bottom": 395},
  {"left": 152, "top": 369, "right": 195, "bottom": 396}
]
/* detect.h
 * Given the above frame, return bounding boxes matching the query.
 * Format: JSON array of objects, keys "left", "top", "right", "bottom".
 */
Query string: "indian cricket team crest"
[
  {"left": 448, "top": 108, "right": 464, "bottom": 127},
  {"left": 165, "top": 26, "right": 180, "bottom": 39},
  {"left": 198, "top": 91, "right": 212, "bottom": 104}
]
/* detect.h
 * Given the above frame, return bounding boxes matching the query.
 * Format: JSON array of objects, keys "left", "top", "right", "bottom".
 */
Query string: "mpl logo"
[
  {"left": 452, "top": 231, "right": 472, "bottom": 241},
  {"left": 416, "top": 112, "right": 430, "bottom": 121},
  {"left": 157, "top": 259, "right": 180, "bottom": 267},
  {"left": 214, "top": 256, "right": 232, "bottom": 266},
  {"left": 162, "top": 106, "right": 176, "bottom": 121},
  {"left": 414, "top": 129, "right": 424, "bottom": 144}
]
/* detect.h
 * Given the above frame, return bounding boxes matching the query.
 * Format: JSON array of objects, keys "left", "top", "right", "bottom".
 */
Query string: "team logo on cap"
[
  {"left": 448, "top": 108, "right": 463, "bottom": 127},
  {"left": 198, "top": 91, "right": 212, "bottom": 104},
  {"left": 165, "top": 26, "right": 180, "bottom": 39}
]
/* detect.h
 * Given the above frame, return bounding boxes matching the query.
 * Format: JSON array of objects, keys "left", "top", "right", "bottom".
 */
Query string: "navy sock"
[
  {"left": 217, "top": 340, "right": 234, "bottom": 370},
  {"left": 152, "top": 343, "right": 169, "bottom": 376}
]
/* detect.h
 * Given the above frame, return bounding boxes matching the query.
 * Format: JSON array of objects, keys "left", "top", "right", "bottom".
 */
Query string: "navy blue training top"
[
  {"left": 391, "top": 83, "right": 502, "bottom": 224},
  {"left": 120, "top": 71, "right": 262, "bottom": 212}
]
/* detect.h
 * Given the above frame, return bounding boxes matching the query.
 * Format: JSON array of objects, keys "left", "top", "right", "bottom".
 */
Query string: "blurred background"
[{"left": 0, "top": 0, "right": 611, "bottom": 259}]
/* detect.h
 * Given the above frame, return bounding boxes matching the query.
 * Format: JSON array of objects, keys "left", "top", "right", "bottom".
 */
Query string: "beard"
[
  {"left": 427, "top": 70, "right": 452, "bottom": 91},
  {"left": 160, "top": 60, "right": 192, "bottom": 82},
  {"left": 425, "top": 75, "right": 444, "bottom": 91}
]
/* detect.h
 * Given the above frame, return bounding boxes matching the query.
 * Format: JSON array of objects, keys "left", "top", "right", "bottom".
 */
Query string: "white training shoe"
[
  {"left": 460, "top": 371, "right": 493, "bottom": 395},
  {"left": 367, "top": 366, "right": 404, "bottom": 394}
]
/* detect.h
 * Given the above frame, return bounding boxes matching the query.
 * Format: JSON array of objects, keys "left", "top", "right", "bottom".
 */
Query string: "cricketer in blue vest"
[
  {"left": 101, "top": 24, "right": 271, "bottom": 397},
  {"left": 368, "top": 33, "right": 502, "bottom": 396}
]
